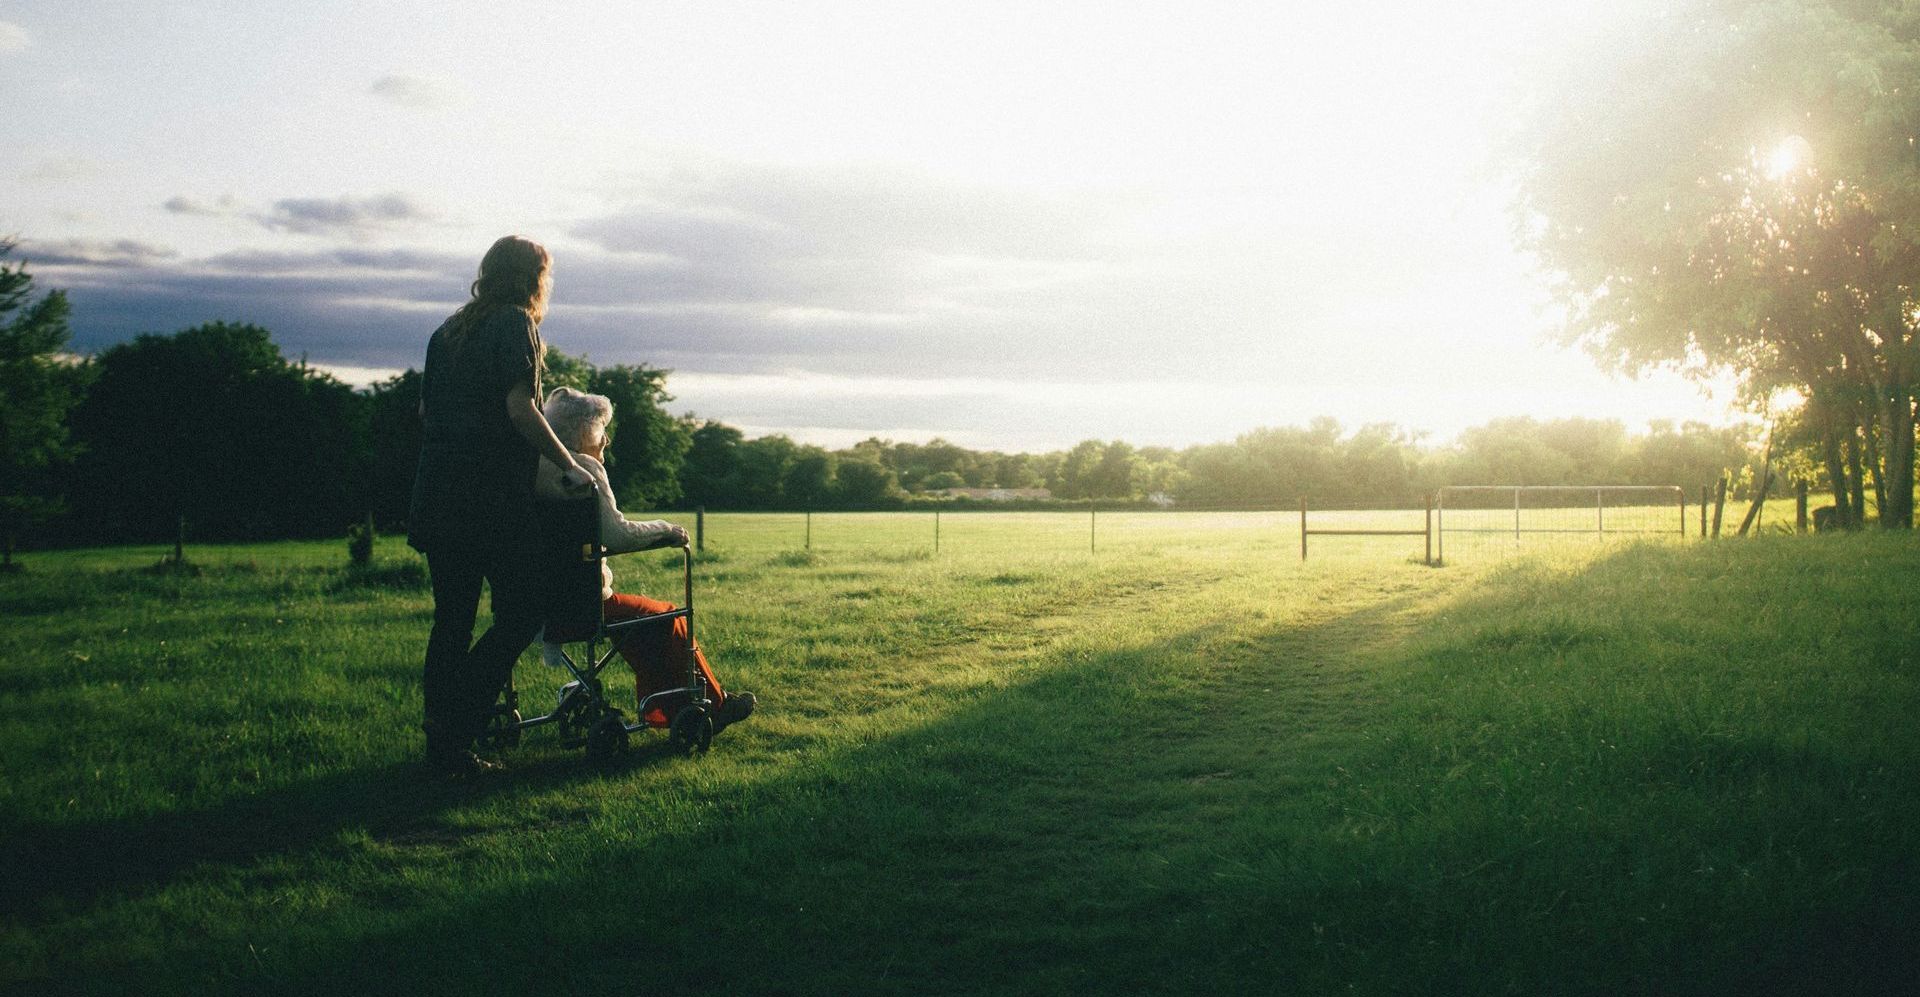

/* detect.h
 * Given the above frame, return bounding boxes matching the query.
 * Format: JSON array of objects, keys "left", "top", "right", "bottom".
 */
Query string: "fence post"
[
  {"left": 1300, "top": 496, "right": 1308, "bottom": 560},
  {"left": 1089, "top": 506, "right": 1096, "bottom": 554},
  {"left": 934, "top": 508, "right": 940, "bottom": 554},
  {"left": 1699, "top": 485, "right": 1708, "bottom": 538},
  {"left": 805, "top": 509, "right": 812, "bottom": 550},
  {"left": 1424, "top": 493, "right": 1433, "bottom": 566},
  {"left": 1596, "top": 487, "right": 1604, "bottom": 537},
  {"left": 1796, "top": 480, "right": 1809, "bottom": 533},
  {"left": 695, "top": 506, "right": 705, "bottom": 552},
  {"left": 1712, "top": 478, "right": 1727, "bottom": 538},
  {"left": 1514, "top": 487, "right": 1521, "bottom": 540}
]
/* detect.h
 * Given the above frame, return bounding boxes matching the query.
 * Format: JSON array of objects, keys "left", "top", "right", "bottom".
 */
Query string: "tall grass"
[{"left": 1, "top": 524, "right": 1914, "bottom": 995}]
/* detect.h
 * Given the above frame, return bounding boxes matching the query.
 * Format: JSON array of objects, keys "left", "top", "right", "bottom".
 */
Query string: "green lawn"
[{"left": 1, "top": 516, "right": 1914, "bottom": 995}]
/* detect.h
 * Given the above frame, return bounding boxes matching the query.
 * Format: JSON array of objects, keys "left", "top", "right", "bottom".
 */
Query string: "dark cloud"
[
  {"left": 256, "top": 194, "right": 432, "bottom": 236},
  {"left": 163, "top": 195, "right": 238, "bottom": 217},
  {"left": 16, "top": 238, "right": 178, "bottom": 268}
]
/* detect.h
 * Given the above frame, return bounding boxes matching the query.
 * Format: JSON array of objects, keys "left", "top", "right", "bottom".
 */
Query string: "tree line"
[{"left": 3, "top": 249, "right": 1770, "bottom": 555}]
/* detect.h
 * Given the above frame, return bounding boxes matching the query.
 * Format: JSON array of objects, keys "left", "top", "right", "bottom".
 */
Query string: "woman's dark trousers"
[{"left": 424, "top": 542, "right": 543, "bottom": 745}]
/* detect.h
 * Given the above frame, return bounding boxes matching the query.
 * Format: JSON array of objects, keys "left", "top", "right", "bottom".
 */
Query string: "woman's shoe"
[
  {"left": 714, "top": 691, "right": 756, "bottom": 733},
  {"left": 427, "top": 744, "right": 502, "bottom": 776},
  {"left": 424, "top": 720, "right": 502, "bottom": 776}
]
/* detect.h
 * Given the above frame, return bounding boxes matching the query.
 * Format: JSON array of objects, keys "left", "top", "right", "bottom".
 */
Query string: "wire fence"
[
  {"left": 671, "top": 486, "right": 1709, "bottom": 566},
  {"left": 1434, "top": 485, "right": 1688, "bottom": 564}
]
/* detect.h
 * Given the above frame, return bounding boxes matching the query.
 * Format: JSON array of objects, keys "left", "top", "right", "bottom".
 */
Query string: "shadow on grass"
[
  {"left": 1, "top": 732, "right": 685, "bottom": 924},
  {"left": 15, "top": 541, "right": 1920, "bottom": 996}
]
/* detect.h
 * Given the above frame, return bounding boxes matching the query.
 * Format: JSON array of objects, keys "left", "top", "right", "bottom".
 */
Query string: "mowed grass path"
[{"left": 1, "top": 516, "right": 1915, "bottom": 995}]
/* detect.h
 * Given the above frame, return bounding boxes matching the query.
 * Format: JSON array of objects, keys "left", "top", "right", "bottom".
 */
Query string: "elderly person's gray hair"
[{"left": 543, "top": 386, "right": 614, "bottom": 452}]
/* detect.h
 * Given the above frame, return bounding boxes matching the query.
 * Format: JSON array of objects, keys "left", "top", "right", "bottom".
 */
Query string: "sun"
[{"left": 1766, "top": 135, "right": 1813, "bottom": 180}]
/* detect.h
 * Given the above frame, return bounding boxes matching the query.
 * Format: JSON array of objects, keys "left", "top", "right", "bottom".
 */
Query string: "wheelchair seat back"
[{"left": 539, "top": 491, "right": 604, "bottom": 642}]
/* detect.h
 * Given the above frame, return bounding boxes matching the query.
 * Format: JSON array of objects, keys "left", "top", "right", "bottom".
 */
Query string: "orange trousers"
[{"left": 603, "top": 592, "right": 727, "bottom": 725}]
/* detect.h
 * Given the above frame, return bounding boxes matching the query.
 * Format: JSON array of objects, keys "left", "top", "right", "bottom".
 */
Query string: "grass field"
[{"left": 2, "top": 511, "right": 1916, "bottom": 995}]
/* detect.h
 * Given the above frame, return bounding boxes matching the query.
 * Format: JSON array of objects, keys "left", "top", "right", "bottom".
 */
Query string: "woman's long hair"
[{"left": 442, "top": 235, "right": 552, "bottom": 361}]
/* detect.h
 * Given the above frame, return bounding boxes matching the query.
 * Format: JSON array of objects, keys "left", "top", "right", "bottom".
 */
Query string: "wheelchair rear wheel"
[{"left": 586, "top": 713, "right": 629, "bottom": 762}]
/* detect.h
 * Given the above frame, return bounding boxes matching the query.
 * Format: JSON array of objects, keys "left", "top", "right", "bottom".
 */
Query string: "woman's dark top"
[{"left": 406, "top": 305, "right": 543, "bottom": 554}]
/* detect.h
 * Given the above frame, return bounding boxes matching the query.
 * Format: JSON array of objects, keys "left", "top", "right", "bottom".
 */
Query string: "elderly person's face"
[{"left": 582, "top": 421, "right": 609, "bottom": 461}]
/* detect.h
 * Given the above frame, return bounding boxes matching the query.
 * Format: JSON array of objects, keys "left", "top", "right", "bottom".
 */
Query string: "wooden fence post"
[
  {"left": 1699, "top": 484, "right": 1708, "bottom": 538},
  {"left": 695, "top": 506, "right": 704, "bottom": 551},
  {"left": 1796, "top": 480, "right": 1809, "bottom": 534},
  {"left": 1711, "top": 478, "right": 1727, "bottom": 538},
  {"left": 1300, "top": 497, "right": 1307, "bottom": 560},
  {"left": 1424, "top": 493, "right": 1433, "bottom": 566}
]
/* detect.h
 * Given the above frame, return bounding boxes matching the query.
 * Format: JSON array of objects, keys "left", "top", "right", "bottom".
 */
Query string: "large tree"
[
  {"left": 1513, "top": 0, "right": 1920, "bottom": 526},
  {"left": 67, "top": 322, "right": 365, "bottom": 542},
  {"left": 0, "top": 244, "right": 94, "bottom": 566}
]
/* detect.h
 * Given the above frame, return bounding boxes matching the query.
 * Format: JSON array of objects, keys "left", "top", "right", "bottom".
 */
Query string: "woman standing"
[{"left": 408, "top": 235, "right": 592, "bottom": 774}]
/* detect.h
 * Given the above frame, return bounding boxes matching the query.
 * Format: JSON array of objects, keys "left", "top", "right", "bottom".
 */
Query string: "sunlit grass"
[{"left": 1, "top": 519, "right": 1915, "bottom": 995}]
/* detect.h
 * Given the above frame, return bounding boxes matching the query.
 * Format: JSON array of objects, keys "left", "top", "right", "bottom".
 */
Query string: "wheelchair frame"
[{"left": 482, "top": 488, "right": 716, "bottom": 760}]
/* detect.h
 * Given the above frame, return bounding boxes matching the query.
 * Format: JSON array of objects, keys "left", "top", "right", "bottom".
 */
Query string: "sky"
[{"left": 0, "top": 0, "right": 1736, "bottom": 452}]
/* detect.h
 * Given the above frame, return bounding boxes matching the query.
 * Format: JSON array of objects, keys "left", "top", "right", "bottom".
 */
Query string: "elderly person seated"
[{"left": 534, "top": 386, "right": 755, "bottom": 731}]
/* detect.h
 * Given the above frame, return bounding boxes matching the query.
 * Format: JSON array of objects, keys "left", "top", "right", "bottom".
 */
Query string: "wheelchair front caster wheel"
[
  {"left": 670, "top": 705, "right": 713, "bottom": 755},
  {"left": 478, "top": 706, "right": 522, "bottom": 751},
  {"left": 586, "top": 715, "right": 628, "bottom": 762}
]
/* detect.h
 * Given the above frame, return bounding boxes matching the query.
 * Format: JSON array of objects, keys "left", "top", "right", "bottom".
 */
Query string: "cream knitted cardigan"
[{"left": 533, "top": 452, "right": 679, "bottom": 601}]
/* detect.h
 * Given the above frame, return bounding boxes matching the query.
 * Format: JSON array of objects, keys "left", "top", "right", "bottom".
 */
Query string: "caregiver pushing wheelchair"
[{"left": 407, "top": 235, "right": 752, "bottom": 775}]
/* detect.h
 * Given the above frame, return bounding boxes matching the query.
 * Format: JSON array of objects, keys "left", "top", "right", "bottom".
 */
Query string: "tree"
[
  {"left": 588, "top": 363, "right": 690, "bottom": 508},
  {"left": 1513, "top": 0, "right": 1920, "bottom": 526},
  {"left": 735, "top": 435, "right": 797, "bottom": 507},
  {"left": 679, "top": 419, "right": 743, "bottom": 508},
  {"left": 1087, "top": 440, "right": 1140, "bottom": 499},
  {"left": 784, "top": 445, "right": 836, "bottom": 508},
  {"left": 0, "top": 244, "right": 94, "bottom": 566},
  {"left": 67, "top": 322, "right": 365, "bottom": 541},
  {"left": 365, "top": 370, "right": 422, "bottom": 530},
  {"left": 833, "top": 456, "right": 903, "bottom": 507}
]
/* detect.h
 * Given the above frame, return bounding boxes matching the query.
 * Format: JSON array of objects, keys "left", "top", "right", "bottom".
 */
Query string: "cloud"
[
  {"left": 16, "top": 238, "right": 177, "bottom": 267},
  {"left": 21, "top": 155, "right": 96, "bottom": 184},
  {"left": 256, "top": 194, "right": 433, "bottom": 236},
  {"left": 369, "top": 74, "right": 462, "bottom": 109},
  {"left": 163, "top": 195, "right": 240, "bottom": 217},
  {"left": 0, "top": 21, "right": 29, "bottom": 53}
]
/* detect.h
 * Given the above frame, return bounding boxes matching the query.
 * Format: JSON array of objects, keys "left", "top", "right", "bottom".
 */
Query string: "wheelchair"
[{"left": 478, "top": 488, "right": 718, "bottom": 761}]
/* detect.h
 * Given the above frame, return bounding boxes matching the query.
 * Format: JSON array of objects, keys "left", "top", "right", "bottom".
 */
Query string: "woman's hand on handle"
[{"left": 559, "top": 464, "right": 595, "bottom": 494}]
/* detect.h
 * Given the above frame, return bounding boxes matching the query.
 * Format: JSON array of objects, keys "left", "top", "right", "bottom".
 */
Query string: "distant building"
[{"left": 927, "top": 487, "right": 1054, "bottom": 501}]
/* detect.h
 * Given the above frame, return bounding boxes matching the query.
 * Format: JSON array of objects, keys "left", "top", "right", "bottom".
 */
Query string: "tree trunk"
[
  {"left": 1873, "top": 384, "right": 1915, "bottom": 529},
  {"left": 1822, "top": 423, "right": 1854, "bottom": 528},
  {"left": 1863, "top": 416, "right": 1888, "bottom": 524},
  {"left": 1845, "top": 426, "right": 1868, "bottom": 527}
]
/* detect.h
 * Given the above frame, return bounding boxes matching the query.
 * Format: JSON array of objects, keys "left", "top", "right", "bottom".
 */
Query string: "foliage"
[
  {"left": 586, "top": 362, "right": 689, "bottom": 509},
  {"left": 65, "top": 322, "right": 367, "bottom": 542},
  {"left": 1511, "top": 0, "right": 1920, "bottom": 525},
  {"left": 678, "top": 418, "right": 744, "bottom": 508},
  {"left": 0, "top": 244, "right": 94, "bottom": 564}
]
